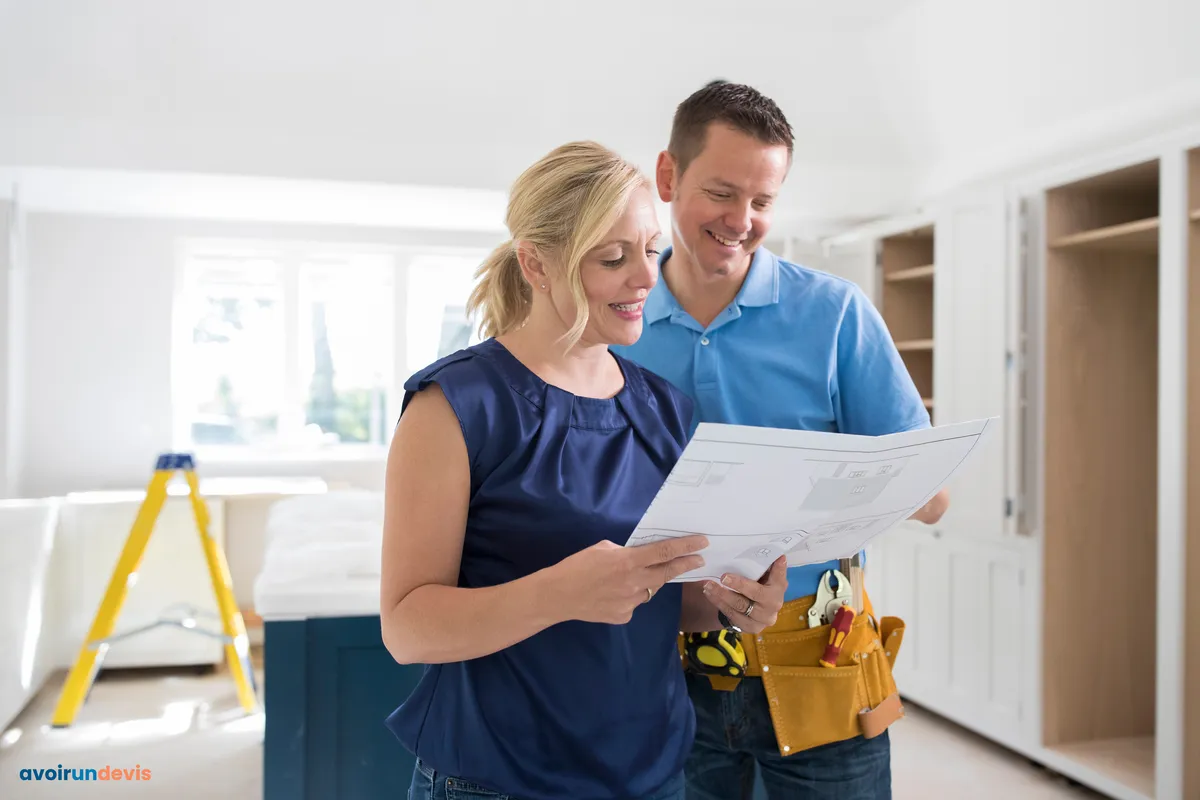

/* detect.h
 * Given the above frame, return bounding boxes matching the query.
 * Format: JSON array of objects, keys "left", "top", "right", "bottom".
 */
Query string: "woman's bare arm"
[{"left": 379, "top": 385, "right": 569, "bottom": 664}]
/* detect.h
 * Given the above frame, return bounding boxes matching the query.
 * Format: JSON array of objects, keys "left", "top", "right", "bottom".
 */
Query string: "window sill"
[{"left": 189, "top": 445, "right": 388, "bottom": 467}]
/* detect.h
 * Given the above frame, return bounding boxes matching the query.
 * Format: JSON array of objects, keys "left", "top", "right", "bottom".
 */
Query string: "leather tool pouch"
[{"left": 679, "top": 593, "right": 909, "bottom": 756}]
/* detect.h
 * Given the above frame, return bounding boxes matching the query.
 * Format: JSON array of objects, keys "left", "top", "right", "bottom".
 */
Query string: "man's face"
[{"left": 657, "top": 122, "right": 790, "bottom": 279}]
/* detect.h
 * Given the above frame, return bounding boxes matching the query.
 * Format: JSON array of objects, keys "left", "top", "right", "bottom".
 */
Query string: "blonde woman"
[{"left": 380, "top": 142, "right": 787, "bottom": 800}]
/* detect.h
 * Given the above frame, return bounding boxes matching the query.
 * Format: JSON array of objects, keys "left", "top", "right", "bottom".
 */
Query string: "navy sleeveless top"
[{"left": 384, "top": 338, "right": 696, "bottom": 800}]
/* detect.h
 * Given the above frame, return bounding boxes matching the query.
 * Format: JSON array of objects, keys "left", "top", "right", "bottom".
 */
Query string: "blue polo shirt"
[{"left": 611, "top": 246, "right": 931, "bottom": 600}]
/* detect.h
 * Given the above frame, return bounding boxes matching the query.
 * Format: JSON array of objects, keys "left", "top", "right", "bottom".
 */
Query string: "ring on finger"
[{"left": 744, "top": 600, "right": 756, "bottom": 618}]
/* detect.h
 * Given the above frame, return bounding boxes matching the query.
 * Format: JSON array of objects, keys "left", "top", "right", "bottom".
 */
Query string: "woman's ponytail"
[{"left": 466, "top": 241, "right": 530, "bottom": 339}]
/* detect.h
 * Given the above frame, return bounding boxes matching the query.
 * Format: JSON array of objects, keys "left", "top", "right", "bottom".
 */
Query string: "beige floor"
[{"left": 0, "top": 656, "right": 1100, "bottom": 799}]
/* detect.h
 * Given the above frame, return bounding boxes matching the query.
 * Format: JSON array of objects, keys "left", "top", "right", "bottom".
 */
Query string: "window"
[
  {"left": 404, "top": 253, "right": 485, "bottom": 376},
  {"left": 174, "top": 243, "right": 396, "bottom": 456}
]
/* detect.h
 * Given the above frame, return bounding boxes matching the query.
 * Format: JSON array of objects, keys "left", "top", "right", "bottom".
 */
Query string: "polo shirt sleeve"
[{"left": 831, "top": 285, "right": 932, "bottom": 436}]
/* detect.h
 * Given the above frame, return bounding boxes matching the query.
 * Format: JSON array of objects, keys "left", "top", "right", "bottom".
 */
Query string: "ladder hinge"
[{"left": 1005, "top": 498, "right": 1013, "bottom": 517}]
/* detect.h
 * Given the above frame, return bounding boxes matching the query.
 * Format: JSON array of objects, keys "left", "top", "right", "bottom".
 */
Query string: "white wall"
[
  {"left": 880, "top": 0, "right": 1200, "bottom": 199},
  {"left": 0, "top": 198, "right": 27, "bottom": 500},
  {"left": 0, "top": 202, "right": 10, "bottom": 498},
  {"left": 20, "top": 212, "right": 498, "bottom": 497}
]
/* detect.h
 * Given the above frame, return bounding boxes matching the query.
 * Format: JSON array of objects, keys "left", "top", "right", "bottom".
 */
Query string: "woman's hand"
[
  {"left": 549, "top": 536, "right": 708, "bottom": 625},
  {"left": 701, "top": 555, "right": 788, "bottom": 634}
]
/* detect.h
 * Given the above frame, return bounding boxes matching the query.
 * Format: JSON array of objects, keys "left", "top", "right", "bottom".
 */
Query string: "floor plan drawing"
[
  {"left": 799, "top": 456, "right": 916, "bottom": 511},
  {"left": 625, "top": 417, "right": 997, "bottom": 582},
  {"left": 664, "top": 459, "right": 741, "bottom": 488}
]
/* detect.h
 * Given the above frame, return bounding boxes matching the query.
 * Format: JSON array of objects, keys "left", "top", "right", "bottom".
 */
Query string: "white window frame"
[{"left": 171, "top": 237, "right": 401, "bottom": 463}]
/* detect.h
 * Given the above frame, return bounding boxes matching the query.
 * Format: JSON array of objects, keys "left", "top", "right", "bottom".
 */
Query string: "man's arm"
[
  {"left": 833, "top": 286, "right": 951, "bottom": 525},
  {"left": 909, "top": 487, "right": 950, "bottom": 524}
]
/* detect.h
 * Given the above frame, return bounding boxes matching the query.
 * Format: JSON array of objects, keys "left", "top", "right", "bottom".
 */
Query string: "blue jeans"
[
  {"left": 408, "top": 757, "right": 686, "bottom": 800},
  {"left": 684, "top": 672, "right": 891, "bottom": 800}
]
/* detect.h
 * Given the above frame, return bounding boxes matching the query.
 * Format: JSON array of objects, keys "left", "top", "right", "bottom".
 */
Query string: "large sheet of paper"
[{"left": 626, "top": 418, "right": 997, "bottom": 582}]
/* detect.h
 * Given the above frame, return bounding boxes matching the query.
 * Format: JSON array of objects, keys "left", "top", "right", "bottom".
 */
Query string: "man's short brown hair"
[{"left": 667, "top": 80, "right": 794, "bottom": 175}]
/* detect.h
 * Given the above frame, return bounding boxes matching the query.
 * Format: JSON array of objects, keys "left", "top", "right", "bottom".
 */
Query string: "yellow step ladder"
[{"left": 51, "top": 453, "right": 260, "bottom": 727}]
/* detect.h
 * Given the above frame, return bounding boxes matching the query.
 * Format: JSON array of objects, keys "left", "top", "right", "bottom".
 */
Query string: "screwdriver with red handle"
[{"left": 819, "top": 603, "right": 857, "bottom": 668}]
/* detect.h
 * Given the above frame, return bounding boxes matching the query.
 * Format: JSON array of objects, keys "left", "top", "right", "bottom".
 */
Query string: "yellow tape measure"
[{"left": 684, "top": 629, "right": 747, "bottom": 678}]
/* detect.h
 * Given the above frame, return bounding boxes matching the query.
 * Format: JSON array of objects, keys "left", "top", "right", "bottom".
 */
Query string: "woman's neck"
[{"left": 496, "top": 304, "right": 623, "bottom": 399}]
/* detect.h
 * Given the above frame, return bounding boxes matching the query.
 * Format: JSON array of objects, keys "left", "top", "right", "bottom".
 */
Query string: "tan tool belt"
[{"left": 680, "top": 590, "right": 907, "bottom": 756}]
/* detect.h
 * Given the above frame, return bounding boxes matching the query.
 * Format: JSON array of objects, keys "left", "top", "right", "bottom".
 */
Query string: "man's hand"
[
  {"left": 701, "top": 555, "right": 788, "bottom": 634},
  {"left": 908, "top": 488, "right": 950, "bottom": 525}
]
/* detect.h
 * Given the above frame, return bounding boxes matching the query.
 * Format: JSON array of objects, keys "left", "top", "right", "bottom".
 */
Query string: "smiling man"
[{"left": 612, "top": 80, "right": 949, "bottom": 800}]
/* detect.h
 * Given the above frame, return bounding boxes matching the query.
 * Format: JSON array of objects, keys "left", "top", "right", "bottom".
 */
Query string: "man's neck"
[{"left": 664, "top": 249, "right": 752, "bottom": 330}]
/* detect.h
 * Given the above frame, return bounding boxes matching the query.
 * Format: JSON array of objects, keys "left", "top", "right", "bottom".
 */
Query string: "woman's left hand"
[{"left": 702, "top": 555, "right": 788, "bottom": 634}]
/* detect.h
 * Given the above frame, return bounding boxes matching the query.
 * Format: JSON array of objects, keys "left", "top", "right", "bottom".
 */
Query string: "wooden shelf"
[
  {"left": 1048, "top": 217, "right": 1159, "bottom": 252},
  {"left": 885, "top": 264, "right": 935, "bottom": 282},
  {"left": 921, "top": 398, "right": 933, "bottom": 410},
  {"left": 1049, "top": 737, "right": 1154, "bottom": 798},
  {"left": 1044, "top": 160, "right": 1159, "bottom": 782},
  {"left": 894, "top": 339, "right": 934, "bottom": 351},
  {"left": 1190, "top": 208, "right": 1200, "bottom": 222}
]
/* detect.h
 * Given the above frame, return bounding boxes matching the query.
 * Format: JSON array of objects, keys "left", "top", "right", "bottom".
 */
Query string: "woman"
[{"left": 380, "top": 141, "right": 787, "bottom": 800}]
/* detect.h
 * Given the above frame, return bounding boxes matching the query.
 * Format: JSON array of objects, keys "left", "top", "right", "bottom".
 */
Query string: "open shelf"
[
  {"left": 879, "top": 226, "right": 935, "bottom": 422},
  {"left": 1187, "top": 146, "right": 1200, "bottom": 800},
  {"left": 885, "top": 264, "right": 935, "bottom": 282},
  {"left": 1048, "top": 217, "right": 1159, "bottom": 253},
  {"left": 1048, "top": 738, "right": 1155, "bottom": 798},
  {"left": 1043, "top": 160, "right": 1159, "bottom": 798}
]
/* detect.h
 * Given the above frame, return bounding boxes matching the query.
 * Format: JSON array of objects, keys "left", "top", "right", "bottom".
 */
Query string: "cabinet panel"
[
  {"left": 934, "top": 193, "right": 1011, "bottom": 540},
  {"left": 62, "top": 495, "right": 228, "bottom": 669},
  {"left": 868, "top": 525, "right": 1025, "bottom": 740}
]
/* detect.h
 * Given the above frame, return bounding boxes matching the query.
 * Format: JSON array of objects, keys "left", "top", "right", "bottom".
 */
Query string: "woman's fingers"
[{"left": 703, "top": 582, "right": 770, "bottom": 632}]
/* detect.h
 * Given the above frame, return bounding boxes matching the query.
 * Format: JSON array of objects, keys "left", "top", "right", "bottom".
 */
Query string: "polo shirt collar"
[{"left": 644, "top": 245, "right": 780, "bottom": 324}]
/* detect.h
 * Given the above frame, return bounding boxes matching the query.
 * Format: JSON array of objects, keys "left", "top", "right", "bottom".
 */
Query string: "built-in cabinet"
[
  {"left": 1184, "top": 145, "right": 1200, "bottom": 800},
  {"left": 814, "top": 128, "right": 1200, "bottom": 800},
  {"left": 820, "top": 191, "right": 1029, "bottom": 773}
]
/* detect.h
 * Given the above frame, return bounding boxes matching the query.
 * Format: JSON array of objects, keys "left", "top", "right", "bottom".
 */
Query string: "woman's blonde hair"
[{"left": 467, "top": 141, "right": 648, "bottom": 347}]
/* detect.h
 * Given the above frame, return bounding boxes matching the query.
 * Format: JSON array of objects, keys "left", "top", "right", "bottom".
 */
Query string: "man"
[{"left": 612, "top": 80, "right": 949, "bottom": 799}]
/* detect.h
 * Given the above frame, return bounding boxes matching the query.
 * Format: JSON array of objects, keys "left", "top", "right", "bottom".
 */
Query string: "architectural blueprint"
[{"left": 626, "top": 417, "right": 997, "bottom": 582}]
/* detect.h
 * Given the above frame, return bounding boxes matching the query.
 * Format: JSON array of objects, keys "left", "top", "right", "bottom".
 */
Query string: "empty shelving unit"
[
  {"left": 879, "top": 225, "right": 936, "bottom": 421},
  {"left": 1042, "top": 159, "right": 1160, "bottom": 797},
  {"left": 1186, "top": 145, "right": 1200, "bottom": 800}
]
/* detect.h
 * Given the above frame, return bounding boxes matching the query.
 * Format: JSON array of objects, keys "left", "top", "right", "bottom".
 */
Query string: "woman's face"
[{"left": 553, "top": 184, "right": 661, "bottom": 348}]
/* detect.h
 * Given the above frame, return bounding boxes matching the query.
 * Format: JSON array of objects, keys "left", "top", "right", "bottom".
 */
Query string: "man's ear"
[
  {"left": 655, "top": 151, "right": 678, "bottom": 204},
  {"left": 514, "top": 241, "right": 548, "bottom": 289}
]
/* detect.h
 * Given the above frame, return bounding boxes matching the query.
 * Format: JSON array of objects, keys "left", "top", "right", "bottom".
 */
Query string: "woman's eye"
[
  {"left": 647, "top": 249, "right": 661, "bottom": 257},
  {"left": 600, "top": 256, "right": 625, "bottom": 268}
]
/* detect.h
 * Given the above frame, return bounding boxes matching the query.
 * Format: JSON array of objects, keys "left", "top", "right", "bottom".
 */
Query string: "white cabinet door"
[
  {"left": 933, "top": 190, "right": 1013, "bottom": 541},
  {"left": 867, "top": 523, "right": 1027, "bottom": 744},
  {"left": 818, "top": 237, "right": 878, "bottom": 299}
]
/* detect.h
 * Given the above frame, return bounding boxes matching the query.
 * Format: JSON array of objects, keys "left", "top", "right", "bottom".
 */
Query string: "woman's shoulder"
[{"left": 404, "top": 341, "right": 513, "bottom": 396}]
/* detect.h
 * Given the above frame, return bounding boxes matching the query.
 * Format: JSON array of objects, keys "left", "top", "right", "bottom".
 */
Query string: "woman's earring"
[{"left": 540, "top": 284, "right": 546, "bottom": 290}]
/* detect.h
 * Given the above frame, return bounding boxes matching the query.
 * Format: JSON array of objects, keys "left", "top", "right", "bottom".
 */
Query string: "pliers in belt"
[{"left": 807, "top": 569, "right": 851, "bottom": 628}]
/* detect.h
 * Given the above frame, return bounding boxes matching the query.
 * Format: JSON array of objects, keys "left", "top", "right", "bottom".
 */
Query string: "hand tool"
[
  {"left": 683, "top": 624, "right": 747, "bottom": 679},
  {"left": 840, "top": 553, "right": 865, "bottom": 614},
  {"left": 807, "top": 569, "right": 851, "bottom": 628},
  {"left": 819, "top": 604, "right": 857, "bottom": 668}
]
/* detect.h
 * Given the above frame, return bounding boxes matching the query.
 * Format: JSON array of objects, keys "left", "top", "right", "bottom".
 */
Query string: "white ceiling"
[{"left": 1, "top": 0, "right": 1198, "bottom": 231}]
